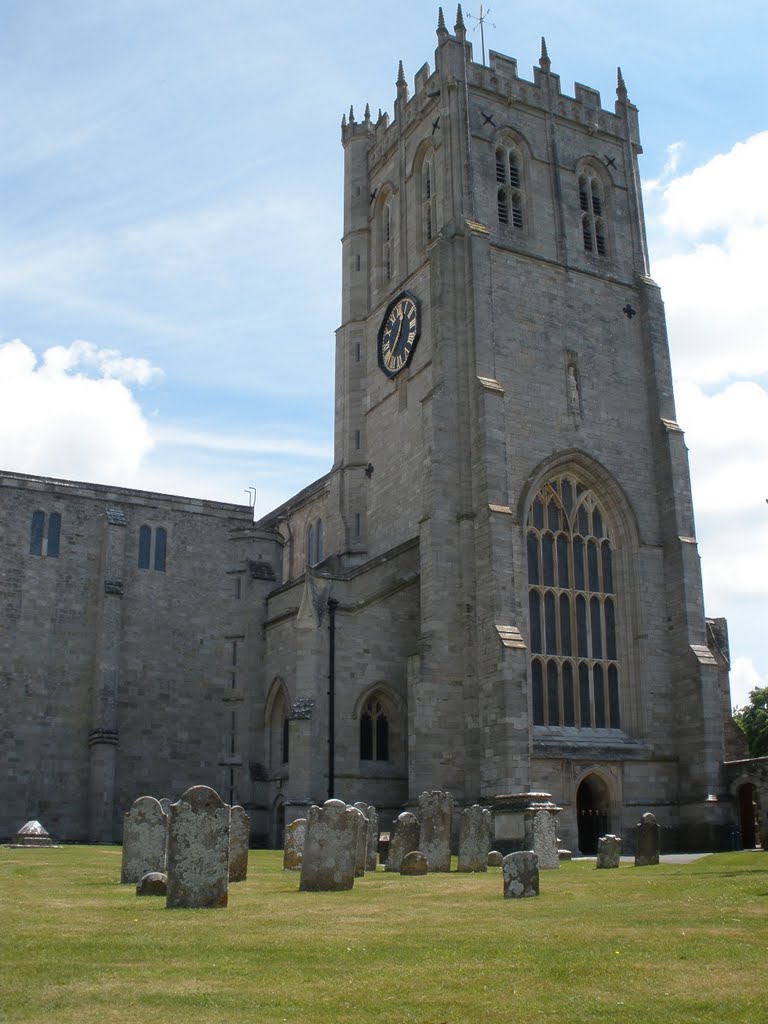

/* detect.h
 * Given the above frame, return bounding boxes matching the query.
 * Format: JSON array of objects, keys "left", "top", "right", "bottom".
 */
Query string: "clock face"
[{"left": 377, "top": 292, "right": 421, "bottom": 378}]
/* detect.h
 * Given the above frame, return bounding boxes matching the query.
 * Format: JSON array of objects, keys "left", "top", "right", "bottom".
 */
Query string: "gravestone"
[
  {"left": 120, "top": 796, "right": 168, "bottom": 884},
  {"left": 166, "top": 786, "right": 230, "bottom": 909},
  {"left": 355, "top": 801, "right": 379, "bottom": 871},
  {"left": 385, "top": 812, "right": 421, "bottom": 873},
  {"left": 502, "top": 851, "right": 539, "bottom": 898},
  {"left": 283, "top": 818, "right": 307, "bottom": 871},
  {"left": 417, "top": 790, "right": 453, "bottom": 872},
  {"left": 634, "top": 813, "right": 660, "bottom": 866},
  {"left": 136, "top": 871, "right": 167, "bottom": 896},
  {"left": 349, "top": 805, "right": 368, "bottom": 878},
  {"left": 532, "top": 808, "right": 559, "bottom": 870},
  {"left": 457, "top": 804, "right": 492, "bottom": 872},
  {"left": 400, "top": 851, "right": 429, "bottom": 875},
  {"left": 229, "top": 805, "right": 250, "bottom": 882},
  {"left": 299, "top": 799, "right": 358, "bottom": 892},
  {"left": 596, "top": 834, "right": 621, "bottom": 869},
  {"left": 12, "top": 820, "right": 53, "bottom": 847},
  {"left": 487, "top": 850, "right": 503, "bottom": 867}
]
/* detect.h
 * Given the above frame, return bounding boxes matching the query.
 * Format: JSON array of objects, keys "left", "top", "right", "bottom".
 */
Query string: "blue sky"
[{"left": 1, "top": 1, "right": 766, "bottom": 706}]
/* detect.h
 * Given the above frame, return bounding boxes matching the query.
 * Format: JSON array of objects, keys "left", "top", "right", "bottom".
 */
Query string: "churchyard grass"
[{"left": 1, "top": 846, "right": 765, "bottom": 1024}]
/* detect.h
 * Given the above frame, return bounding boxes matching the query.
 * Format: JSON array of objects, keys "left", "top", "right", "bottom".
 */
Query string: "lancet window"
[
  {"left": 579, "top": 173, "right": 607, "bottom": 256},
  {"left": 495, "top": 143, "right": 524, "bottom": 229},
  {"left": 360, "top": 695, "right": 389, "bottom": 761},
  {"left": 29, "top": 510, "right": 61, "bottom": 558}
]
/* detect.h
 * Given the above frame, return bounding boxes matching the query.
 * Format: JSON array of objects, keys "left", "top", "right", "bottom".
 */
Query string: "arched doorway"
[
  {"left": 737, "top": 783, "right": 758, "bottom": 849},
  {"left": 272, "top": 798, "right": 285, "bottom": 851},
  {"left": 577, "top": 774, "right": 611, "bottom": 855}
]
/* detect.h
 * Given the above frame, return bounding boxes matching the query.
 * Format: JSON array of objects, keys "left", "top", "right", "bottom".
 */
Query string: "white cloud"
[
  {"left": 0, "top": 339, "right": 156, "bottom": 482},
  {"left": 651, "top": 131, "right": 768, "bottom": 385},
  {"left": 644, "top": 140, "right": 685, "bottom": 193},
  {"left": 730, "top": 656, "right": 768, "bottom": 710}
]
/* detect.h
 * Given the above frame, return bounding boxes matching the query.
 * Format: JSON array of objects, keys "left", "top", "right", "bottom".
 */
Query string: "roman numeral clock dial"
[{"left": 377, "top": 292, "right": 421, "bottom": 379}]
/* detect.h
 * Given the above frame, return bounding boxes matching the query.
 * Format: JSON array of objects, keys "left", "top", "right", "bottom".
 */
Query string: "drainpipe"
[{"left": 327, "top": 598, "right": 338, "bottom": 800}]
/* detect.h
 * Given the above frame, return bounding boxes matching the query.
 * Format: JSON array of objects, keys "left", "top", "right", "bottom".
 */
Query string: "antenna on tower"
[{"left": 467, "top": 5, "right": 495, "bottom": 66}]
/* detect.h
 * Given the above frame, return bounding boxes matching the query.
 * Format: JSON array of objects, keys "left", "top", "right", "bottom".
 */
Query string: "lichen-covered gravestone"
[
  {"left": 354, "top": 801, "right": 379, "bottom": 871},
  {"left": 120, "top": 796, "right": 168, "bottom": 884},
  {"left": 532, "top": 808, "right": 559, "bottom": 870},
  {"left": 417, "top": 790, "right": 453, "bottom": 872},
  {"left": 400, "top": 851, "right": 429, "bottom": 875},
  {"left": 299, "top": 799, "right": 359, "bottom": 892},
  {"left": 385, "top": 812, "right": 421, "bottom": 873},
  {"left": 283, "top": 818, "right": 307, "bottom": 871},
  {"left": 457, "top": 804, "right": 492, "bottom": 872},
  {"left": 166, "top": 786, "right": 230, "bottom": 909},
  {"left": 348, "top": 805, "right": 368, "bottom": 877},
  {"left": 596, "top": 834, "right": 621, "bottom": 869},
  {"left": 502, "top": 851, "right": 539, "bottom": 898},
  {"left": 229, "top": 805, "right": 250, "bottom": 882},
  {"left": 634, "top": 813, "right": 660, "bottom": 867}
]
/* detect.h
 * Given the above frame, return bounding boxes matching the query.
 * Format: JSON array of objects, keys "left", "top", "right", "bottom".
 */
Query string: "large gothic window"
[{"left": 526, "top": 474, "right": 621, "bottom": 730}]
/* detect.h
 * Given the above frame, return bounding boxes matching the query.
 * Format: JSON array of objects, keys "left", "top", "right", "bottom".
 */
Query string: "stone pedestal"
[{"left": 492, "top": 792, "right": 563, "bottom": 856}]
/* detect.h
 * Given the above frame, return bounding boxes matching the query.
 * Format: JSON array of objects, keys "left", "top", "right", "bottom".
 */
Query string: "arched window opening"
[
  {"left": 306, "top": 525, "right": 314, "bottom": 566},
  {"left": 360, "top": 696, "right": 389, "bottom": 761},
  {"left": 29, "top": 510, "right": 61, "bottom": 559},
  {"left": 578, "top": 172, "right": 607, "bottom": 256},
  {"left": 423, "top": 155, "right": 436, "bottom": 244},
  {"left": 382, "top": 196, "right": 393, "bottom": 281},
  {"left": 29, "top": 511, "right": 45, "bottom": 556},
  {"left": 268, "top": 682, "right": 291, "bottom": 773},
  {"left": 494, "top": 142, "right": 525, "bottom": 231},
  {"left": 526, "top": 474, "right": 621, "bottom": 730},
  {"left": 316, "top": 519, "right": 324, "bottom": 563}
]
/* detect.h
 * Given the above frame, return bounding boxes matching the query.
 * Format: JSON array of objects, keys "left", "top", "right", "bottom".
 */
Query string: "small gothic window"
[
  {"left": 360, "top": 696, "right": 389, "bottom": 761},
  {"left": 578, "top": 173, "right": 607, "bottom": 256},
  {"left": 138, "top": 525, "right": 167, "bottom": 572},
  {"left": 382, "top": 196, "right": 393, "bottom": 281},
  {"left": 423, "top": 155, "right": 436, "bottom": 244},
  {"left": 29, "top": 510, "right": 61, "bottom": 558},
  {"left": 47, "top": 512, "right": 61, "bottom": 558},
  {"left": 29, "top": 510, "right": 44, "bottom": 556},
  {"left": 495, "top": 143, "right": 525, "bottom": 231},
  {"left": 306, "top": 525, "right": 314, "bottom": 566}
]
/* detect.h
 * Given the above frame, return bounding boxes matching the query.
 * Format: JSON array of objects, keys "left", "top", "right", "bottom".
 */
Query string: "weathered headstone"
[
  {"left": 349, "top": 805, "right": 368, "bottom": 878},
  {"left": 299, "top": 799, "right": 358, "bottom": 892},
  {"left": 596, "top": 834, "right": 621, "bottom": 869},
  {"left": 136, "top": 871, "right": 167, "bottom": 896},
  {"left": 532, "top": 808, "right": 559, "bottom": 870},
  {"left": 120, "top": 796, "right": 168, "bottom": 884},
  {"left": 354, "top": 801, "right": 379, "bottom": 871},
  {"left": 634, "top": 813, "right": 660, "bottom": 867},
  {"left": 166, "top": 786, "right": 230, "bottom": 909},
  {"left": 417, "top": 790, "right": 453, "bottom": 872},
  {"left": 12, "top": 820, "right": 53, "bottom": 847},
  {"left": 283, "top": 817, "right": 307, "bottom": 871},
  {"left": 385, "top": 812, "right": 421, "bottom": 873},
  {"left": 229, "top": 805, "right": 250, "bottom": 882},
  {"left": 502, "top": 851, "right": 539, "bottom": 898},
  {"left": 457, "top": 804, "right": 492, "bottom": 872},
  {"left": 487, "top": 850, "right": 503, "bottom": 867},
  {"left": 400, "top": 851, "right": 429, "bottom": 875}
]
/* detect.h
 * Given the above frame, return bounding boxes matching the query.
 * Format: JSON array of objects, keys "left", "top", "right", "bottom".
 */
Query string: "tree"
[{"left": 734, "top": 686, "right": 768, "bottom": 758}]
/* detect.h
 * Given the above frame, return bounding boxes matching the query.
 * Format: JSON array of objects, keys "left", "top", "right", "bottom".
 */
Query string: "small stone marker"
[
  {"left": 457, "top": 804, "right": 492, "bottom": 872},
  {"left": 355, "top": 801, "right": 379, "bottom": 871},
  {"left": 634, "top": 812, "right": 660, "bottom": 867},
  {"left": 532, "top": 808, "right": 559, "bottom": 870},
  {"left": 596, "top": 834, "right": 621, "bottom": 869},
  {"left": 502, "top": 851, "right": 539, "bottom": 898},
  {"left": 349, "top": 805, "right": 368, "bottom": 878},
  {"left": 400, "top": 851, "right": 429, "bottom": 875},
  {"left": 12, "top": 820, "right": 53, "bottom": 847},
  {"left": 229, "top": 805, "right": 250, "bottom": 882},
  {"left": 166, "top": 785, "right": 230, "bottom": 909},
  {"left": 283, "top": 818, "right": 307, "bottom": 871},
  {"left": 417, "top": 790, "right": 453, "bottom": 872},
  {"left": 487, "top": 850, "right": 503, "bottom": 867},
  {"left": 136, "top": 872, "right": 167, "bottom": 896},
  {"left": 385, "top": 812, "right": 421, "bottom": 873},
  {"left": 120, "top": 796, "right": 168, "bottom": 884},
  {"left": 299, "top": 799, "right": 358, "bottom": 892}
]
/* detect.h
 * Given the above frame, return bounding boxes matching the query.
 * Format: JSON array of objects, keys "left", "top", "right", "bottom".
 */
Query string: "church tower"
[{"left": 320, "top": 6, "right": 733, "bottom": 849}]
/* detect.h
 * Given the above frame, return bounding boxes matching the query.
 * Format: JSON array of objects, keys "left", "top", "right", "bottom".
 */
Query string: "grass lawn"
[{"left": 1, "top": 846, "right": 766, "bottom": 1023}]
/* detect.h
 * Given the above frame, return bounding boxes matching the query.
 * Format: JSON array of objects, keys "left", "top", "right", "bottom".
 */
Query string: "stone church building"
[{"left": 1, "top": 10, "right": 756, "bottom": 853}]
